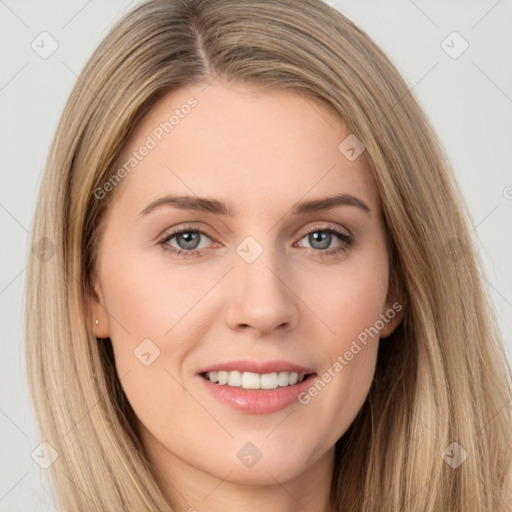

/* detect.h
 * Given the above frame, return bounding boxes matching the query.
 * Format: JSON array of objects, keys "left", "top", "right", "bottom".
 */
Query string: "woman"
[{"left": 25, "top": 0, "right": 512, "bottom": 510}]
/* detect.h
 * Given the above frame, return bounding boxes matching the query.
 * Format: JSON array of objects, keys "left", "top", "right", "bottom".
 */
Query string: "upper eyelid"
[
  {"left": 160, "top": 223, "right": 351, "bottom": 247},
  {"left": 300, "top": 223, "right": 352, "bottom": 238},
  {"left": 160, "top": 224, "right": 215, "bottom": 243}
]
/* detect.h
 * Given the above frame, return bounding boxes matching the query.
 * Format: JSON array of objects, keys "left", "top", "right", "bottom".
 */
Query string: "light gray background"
[{"left": 1, "top": 1, "right": 511, "bottom": 510}]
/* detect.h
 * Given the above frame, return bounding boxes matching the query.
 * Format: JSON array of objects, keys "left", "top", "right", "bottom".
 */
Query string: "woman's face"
[{"left": 90, "top": 80, "right": 402, "bottom": 504}]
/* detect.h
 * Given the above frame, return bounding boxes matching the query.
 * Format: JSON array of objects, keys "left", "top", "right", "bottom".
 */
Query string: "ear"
[
  {"left": 379, "top": 265, "right": 406, "bottom": 339},
  {"left": 88, "top": 272, "right": 111, "bottom": 339}
]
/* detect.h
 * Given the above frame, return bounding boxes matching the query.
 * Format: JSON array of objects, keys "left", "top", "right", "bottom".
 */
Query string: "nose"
[{"left": 225, "top": 246, "right": 299, "bottom": 337}]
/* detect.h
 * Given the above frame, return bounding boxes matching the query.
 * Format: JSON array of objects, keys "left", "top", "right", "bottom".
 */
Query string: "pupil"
[
  {"left": 178, "top": 231, "right": 199, "bottom": 250},
  {"left": 310, "top": 231, "right": 331, "bottom": 250}
]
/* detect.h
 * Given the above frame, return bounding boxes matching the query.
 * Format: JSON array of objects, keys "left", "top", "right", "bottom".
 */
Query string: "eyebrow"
[{"left": 138, "top": 193, "right": 371, "bottom": 218}]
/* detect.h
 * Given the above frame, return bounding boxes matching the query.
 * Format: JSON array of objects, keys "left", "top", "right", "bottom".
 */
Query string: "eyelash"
[{"left": 158, "top": 224, "right": 353, "bottom": 259}]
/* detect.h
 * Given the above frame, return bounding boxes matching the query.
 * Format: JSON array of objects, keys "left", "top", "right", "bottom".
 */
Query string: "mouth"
[
  {"left": 200, "top": 370, "right": 313, "bottom": 390},
  {"left": 196, "top": 360, "right": 317, "bottom": 414}
]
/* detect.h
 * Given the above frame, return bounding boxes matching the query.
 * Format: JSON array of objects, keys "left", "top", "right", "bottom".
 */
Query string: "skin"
[{"left": 90, "top": 80, "right": 404, "bottom": 512}]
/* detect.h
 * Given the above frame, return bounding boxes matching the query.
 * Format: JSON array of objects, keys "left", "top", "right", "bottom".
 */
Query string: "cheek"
[
  {"left": 101, "top": 250, "right": 222, "bottom": 353},
  {"left": 293, "top": 252, "right": 387, "bottom": 439},
  {"left": 99, "top": 252, "right": 226, "bottom": 423},
  {"left": 301, "top": 251, "right": 389, "bottom": 352}
]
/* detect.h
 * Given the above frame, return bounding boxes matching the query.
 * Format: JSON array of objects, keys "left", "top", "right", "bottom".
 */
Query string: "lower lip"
[{"left": 197, "top": 374, "right": 317, "bottom": 414}]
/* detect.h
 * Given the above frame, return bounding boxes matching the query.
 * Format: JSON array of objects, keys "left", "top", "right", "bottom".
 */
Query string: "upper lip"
[{"left": 197, "top": 359, "right": 316, "bottom": 375}]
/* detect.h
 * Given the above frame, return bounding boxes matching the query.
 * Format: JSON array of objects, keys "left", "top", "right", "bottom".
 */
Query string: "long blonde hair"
[{"left": 25, "top": 0, "right": 512, "bottom": 510}]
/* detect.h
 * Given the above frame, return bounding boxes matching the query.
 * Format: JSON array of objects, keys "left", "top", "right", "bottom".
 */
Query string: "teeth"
[
  {"left": 205, "top": 370, "right": 307, "bottom": 389},
  {"left": 227, "top": 370, "right": 242, "bottom": 387},
  {"left": 242, "top": 372, "right": 261, "bottom": 389},
  {"left": 277, "top": 371, "right": 289, "bottom": 386},
  {"left": 217, "top": 371, "right": 228, "bottom": 385},
  {"left": 261, "top": 372, "right": 278, "bottom": 390}
]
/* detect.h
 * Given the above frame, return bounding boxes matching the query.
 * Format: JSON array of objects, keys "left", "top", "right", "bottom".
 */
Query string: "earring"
[{"left": 95, "top": 319, "right": 99, "bottom": 325}]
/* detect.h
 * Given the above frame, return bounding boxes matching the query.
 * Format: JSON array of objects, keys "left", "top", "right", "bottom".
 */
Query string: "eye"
[
  {"left": 158, "top": 224, "right": 353, "bottom": 259},
  {"left": 295, "top": 225, "right": 353, "bottom": 257},
  {"left": 158, "top": 226, "right": 215, "bottom": 258}
]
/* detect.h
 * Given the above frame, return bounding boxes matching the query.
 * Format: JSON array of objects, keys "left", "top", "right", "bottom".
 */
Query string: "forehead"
[{"left": 110, "top": 80, "right": 379, "bottom": 217}]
